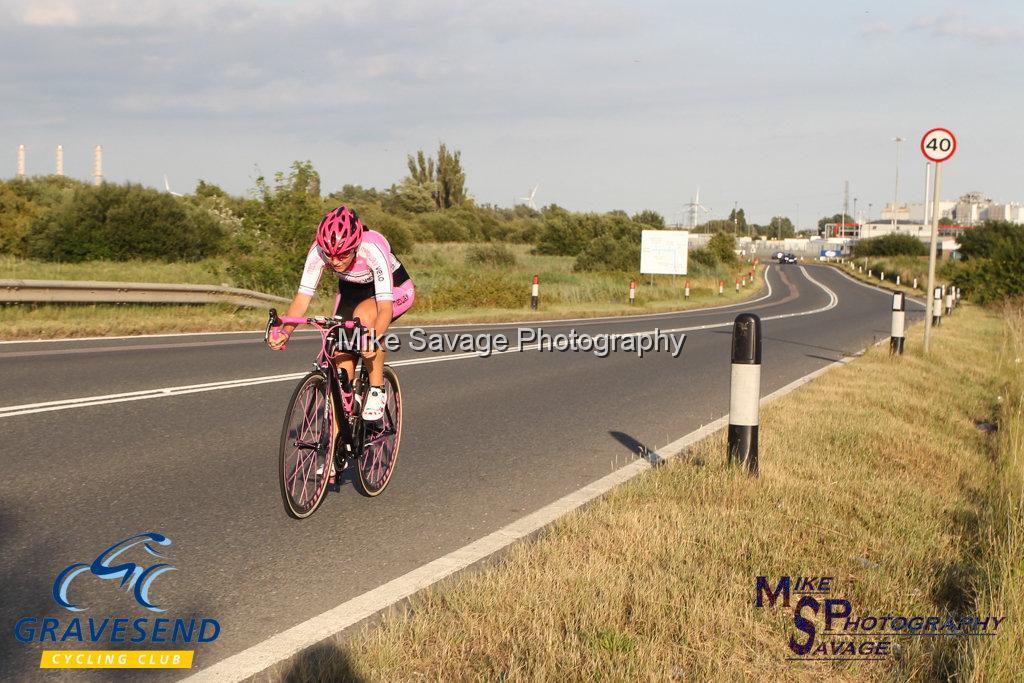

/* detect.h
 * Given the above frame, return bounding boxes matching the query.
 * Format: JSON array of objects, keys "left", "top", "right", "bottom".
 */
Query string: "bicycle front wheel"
[
  {"left": 355, "top": 365, "right": 402, "bottom": 497},
  {"left": 279, "top": 371, "right": 334, "bottom": 519}
]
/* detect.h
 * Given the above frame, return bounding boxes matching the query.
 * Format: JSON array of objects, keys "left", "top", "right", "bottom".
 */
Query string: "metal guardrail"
[{"left": 0, "top": 279, "right": 290, "bottom": 308}]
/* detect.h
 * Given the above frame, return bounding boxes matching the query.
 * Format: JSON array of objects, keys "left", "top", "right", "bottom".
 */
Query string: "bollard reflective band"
[{"left": 729, "top": 364, "right": 761, "bottom": 426}]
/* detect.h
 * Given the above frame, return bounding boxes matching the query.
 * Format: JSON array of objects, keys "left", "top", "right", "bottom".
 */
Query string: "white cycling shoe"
[{"left": 361, "top": 386, "right": 387, "bottom": 421}]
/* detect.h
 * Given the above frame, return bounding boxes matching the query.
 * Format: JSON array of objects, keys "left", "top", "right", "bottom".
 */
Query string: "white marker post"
[
  {"left": 531, "top": 275, "right": 539, "bottom": 310},
  {"left": 891, "top": 292, "right": 906, "bottom": 355},
  {"left": 729, "top": 314, "right": 761, "bottom": 475},
  {"left": 896, "top": 275, "right": 901, "bottom": 286},
  {"left": 629, "top": 279, "right": 636, "bottom": 305},
  {"left": 913, "top": 277, "right": 918, "bottom": 290},
  {"left": 684, "top": 279, "right": 690, "bottom": 301},
  {"left": 921, "top": 127, "right": 956, "bottom": 353},
  {"left": 933, "top": 287, "right": 943, "bottom": 327},
  {"left": 718, "top": 279, "right": 724, "bottom": 296},
  {"left": 945, "top": 287, "right": 954, "bottom": 316}
]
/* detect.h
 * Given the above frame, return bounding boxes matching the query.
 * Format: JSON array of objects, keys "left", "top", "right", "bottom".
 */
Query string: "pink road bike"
[{"left": 265, "top": 309, "right": 403, "bottom": 519}]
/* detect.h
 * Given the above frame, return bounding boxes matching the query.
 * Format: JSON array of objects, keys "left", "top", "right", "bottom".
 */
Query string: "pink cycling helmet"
[{"left": 315, "top": 205, "right": 363, "bottom": 257}]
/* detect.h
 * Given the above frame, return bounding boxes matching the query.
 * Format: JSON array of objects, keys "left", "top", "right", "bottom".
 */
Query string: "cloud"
[
  {"left": 908, "top": 10, "right": 1024, "bottom": 44},
  {"left": 860, "top": 20, "right": 894, "bottom": 39}
]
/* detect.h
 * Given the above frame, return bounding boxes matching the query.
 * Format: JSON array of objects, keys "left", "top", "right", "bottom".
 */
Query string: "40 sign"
[{"left": 921, "top": 128, "right": 956, "bottom": 163}]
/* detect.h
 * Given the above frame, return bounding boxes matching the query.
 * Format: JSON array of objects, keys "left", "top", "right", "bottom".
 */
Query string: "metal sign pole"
[{"left": 924, "top": 162, "right": 941, "bottom": 354}]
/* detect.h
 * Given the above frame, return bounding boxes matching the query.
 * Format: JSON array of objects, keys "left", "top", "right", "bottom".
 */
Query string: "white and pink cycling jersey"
[{"left": 297, "top": 230, "right": 404, "bottom": 301}]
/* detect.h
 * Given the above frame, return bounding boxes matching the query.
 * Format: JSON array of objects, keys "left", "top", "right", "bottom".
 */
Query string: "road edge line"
[{"left": 181, "top": 345, "right": 863, "bottom": 683}]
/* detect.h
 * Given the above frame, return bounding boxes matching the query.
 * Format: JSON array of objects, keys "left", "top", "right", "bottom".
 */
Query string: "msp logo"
[
  {"left": 12, "top": 531, "right": 221, "bottom": 670},
  {"left": 53, "top": 533, "right": 176, "bottom": 612},
  {"left": 756, "top": 575, "right": 1006, "bottom": 661}
]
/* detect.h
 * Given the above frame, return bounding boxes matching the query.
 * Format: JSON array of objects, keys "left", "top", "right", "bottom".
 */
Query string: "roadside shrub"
[
  {"left": 853, "top": 233, "right": 927, "bottom": 258},
  {"left": 415, "top": 271, "right": 521, "bottom": 310},
  {"left": 949, "top": 221, "right": 1024, "bottom": 304},
  {"left": 415, "top": 212, "right": 471, "bottom": 242},
  {"left": 708, "top": 231, "right": 738, "bottom": 266},
  {"left": 466, "top": 243, "right": 517, "bottom": 268},
  {"left": 689, "top": 247, "right": 717, "bottom": 269}
]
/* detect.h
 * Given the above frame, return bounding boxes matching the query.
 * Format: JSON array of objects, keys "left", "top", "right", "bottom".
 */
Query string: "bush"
[
  {"left": 853, "top": 233, "right": 927, "bottom": 258},
  {"left": 689, "top": 247, "right": 717, "bottom": 268},
  {"left": 950, "top": 221, "right": 1024, "bottom": 304},
  {"left": 466, "top": 243, "right": 517, "bottom": 268},
  {"left": 707, "top": 232, "right": 737, "bottom": 266}
]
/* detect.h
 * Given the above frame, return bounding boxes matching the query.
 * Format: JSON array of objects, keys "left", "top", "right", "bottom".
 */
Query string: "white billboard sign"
[{"left": 640, "top": 229, "right": 689, "bottom": 275}]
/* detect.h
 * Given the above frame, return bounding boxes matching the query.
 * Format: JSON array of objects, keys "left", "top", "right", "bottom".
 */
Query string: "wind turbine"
[
  {"left": 164, "top": 174, "right": 183, "bottom": 197},
  {"left": 684, "top": 187, "right": 710, "bottom": 228},
  {"left": 518, "top": 185, "right": 539, "bottom": 210}
]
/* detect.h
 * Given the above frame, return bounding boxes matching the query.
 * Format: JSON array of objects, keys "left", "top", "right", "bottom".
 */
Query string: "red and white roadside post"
[
  {"left": 629, "top": 279, "right": 636, "bottom": 305},
  {"left": 735, "top": 279, "right": 740, "bottom": 293},
  {"left": 913, "top": 277, "right": 918, "bottom": 290},
  {"left": 718, "top": 280, "right": 724, "bottom": 296},
  {"left": 944, "top": 287, "right": 954, "bottom": 316},
  {"left": 531, "top": 275, "right": 540, "bottom": 309},
  {"left": 922, "top": 127, "right": 956, "bottom": 353},
  {"left": 684, "top": 279, "right": 690, "bottom": 301}
]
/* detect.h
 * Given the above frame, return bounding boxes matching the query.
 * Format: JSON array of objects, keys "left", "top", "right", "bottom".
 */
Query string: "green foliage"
[
  {"left": 20, "top": 181, "right": 222, "bottom": 262},
  {"left": 466, "top": 243, "right": 517, "bottom": 268},
  {"left": 950, "top": 221, "right": 1024, "bottom": 303},
  {"left": 853, "top": 233, "right": 927, "bottom": 258},
  {"left": 707, "top": 231, "right": 738, "bottom": 266},
  {"left": 765, "top": 216, "right": 795, "bottom": 239},
  {"left": 689, "top": 247, "right": 718, "bottom": 268},
  {"left": 727, "top": 207, "right": 747, "bottom": 233},
  {"left": 0, "top": 182, "right": 40, "bottom": 255},
  {"left": 535, "top": 206, "right": 604, "bottom": 256},
  {"left": 632, "top": 210, "right": 665, "bottom": 228},
  {"left": 405, "top": 142, "right": 466, "bottom": 210}
]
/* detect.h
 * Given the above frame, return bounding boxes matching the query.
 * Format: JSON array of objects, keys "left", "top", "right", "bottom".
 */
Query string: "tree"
[
  {"left": 405, "top": 142, "right": 467, "bottom": 210},
  {"left": 952, "top": 220, "right": 1024, "bottom": 303},
  {"left": 767, "top": 216, "right": 795, "bottom": 239},
  {"left": 853, "top": 234, "right": 927, "bottom": 258},
  {"left": 631, "top": 210, "right": 665, "bottom": 229},
  {"left": 708, "top": 231, "right": 737, "bottom": 266},
  {"left": 727, "top": 207, "right": 747, "bottom": 234}
]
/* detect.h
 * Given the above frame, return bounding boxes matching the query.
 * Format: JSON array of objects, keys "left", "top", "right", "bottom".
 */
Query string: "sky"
[{"left": 1, "top": 0, "right": 1022, "bottom": 228}]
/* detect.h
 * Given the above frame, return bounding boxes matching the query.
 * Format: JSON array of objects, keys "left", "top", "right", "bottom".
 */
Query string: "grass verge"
[
  {"left": 0, "top": 245, "right": 764, "bottom": 339},
  {"left": 266, "top": 304, "right": 1019, "bottom": 681}
]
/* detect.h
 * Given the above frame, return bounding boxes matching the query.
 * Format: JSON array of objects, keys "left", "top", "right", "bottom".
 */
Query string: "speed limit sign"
[{"left": 921, "top": 128, "right": 956, "bottom": 163}]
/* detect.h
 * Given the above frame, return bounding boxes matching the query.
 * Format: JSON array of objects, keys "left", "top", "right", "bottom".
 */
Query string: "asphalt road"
[{"left": 0, "top": 265, "right": 921, "bottom": 681}]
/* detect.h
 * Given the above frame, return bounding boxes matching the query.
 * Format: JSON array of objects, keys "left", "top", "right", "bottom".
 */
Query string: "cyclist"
[{"left": 267, "top": 205, "right": 415, "bottom": 421}]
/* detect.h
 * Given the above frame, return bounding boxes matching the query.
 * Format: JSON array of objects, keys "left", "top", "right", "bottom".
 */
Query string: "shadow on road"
[{"left": 275, "top": 642, "right": 367, "bottom": 683}]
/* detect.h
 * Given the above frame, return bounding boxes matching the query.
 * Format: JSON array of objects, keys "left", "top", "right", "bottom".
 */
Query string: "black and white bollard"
[
  {"left": 896, "top": 275, "right": 901, "bottom": 286},
  {"left": 729, "top": 313, "right": 761, "bottom": 475},
  {"left": 684, "top": 279, "right": 690, "bottom": 300},
  {"left": 945, "top": 287, "right": 953, "bottom": 316},
  {"left": 890, "top": 292, "right": 906, "bottom": 355},
  {"left": 913, "top": 277, "right": 918, "bottom": 290},
  {"left": 881, "top": 271, "right": 885, "bottom": 281},
  {"left": 955, "top": 287, "right": 961, "bottom": 307},
  {"left": 932, "top": 287, "right": 943, "bottom": 327},
  {"left": 531, "top": 275, "right": 539, "bottom": 309},
  {"left": 719, "top": 280, "right": 724, "bottom": 296},
  {"left": 629, "top": 279, "right": 636, "bottom": 305},
  {"left": 868, "top": 269, "right": 873, "bottom": 278}
]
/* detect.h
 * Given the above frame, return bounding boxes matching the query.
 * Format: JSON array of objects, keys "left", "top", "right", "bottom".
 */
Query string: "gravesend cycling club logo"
[
  {"left": 755, "top": 575, "right": 1006, "bottom": 661},
  {"left": 53, "top": 532, "right": 176, "bottom": 612},
  {"left": 12, "top": 532, "right": 221, "bottom": 670}
]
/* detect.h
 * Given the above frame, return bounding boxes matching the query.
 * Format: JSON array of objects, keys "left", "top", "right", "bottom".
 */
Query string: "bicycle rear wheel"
[
  {"left": 279, "top": 371, "right": 334, "bottom": 519},
  {"left": 355, "top": 365, "right": 402, "bottom": 496}
]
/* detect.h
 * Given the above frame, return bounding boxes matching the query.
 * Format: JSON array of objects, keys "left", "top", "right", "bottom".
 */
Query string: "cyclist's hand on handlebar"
[{"left": 267, "top": 326, "right": 289, "bottom": 351}]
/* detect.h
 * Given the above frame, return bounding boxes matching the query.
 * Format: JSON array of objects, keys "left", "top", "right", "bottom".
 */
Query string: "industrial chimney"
[
  {"left": 55, "top": 144, "right": 64, "bottom": 176},
  {"left": 17, "top": 144, "right": 25, "bottom": 177},
  {"left": 94, "top": 145, "right": 103, "bottom": 185}
]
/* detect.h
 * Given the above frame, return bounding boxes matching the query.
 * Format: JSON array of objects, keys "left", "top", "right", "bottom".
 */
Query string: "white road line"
[
  {"left": 829, "top": 266, "right": 929, "bottom": 308},
  {"left": 0, "top": 269, "right": 776, "bottom": 345},
  {"left": 0, "top": 268, "right": 836, "bottom": 420},
  {"left": 181, "top": 333, "right": 862, "bottom": 683}
]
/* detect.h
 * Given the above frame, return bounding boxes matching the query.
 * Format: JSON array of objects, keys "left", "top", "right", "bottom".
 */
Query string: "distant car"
[
  {"left": 780, "top": 254, "right": 798, "bottom": 264},
  {"left": 773, "top": 251, "right": 784, "bottom": 260}
]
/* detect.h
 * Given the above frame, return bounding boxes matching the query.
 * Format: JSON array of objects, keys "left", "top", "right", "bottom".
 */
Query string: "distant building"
[{"left": 881, "top": 192, "right": 1023, "bottom": 227}]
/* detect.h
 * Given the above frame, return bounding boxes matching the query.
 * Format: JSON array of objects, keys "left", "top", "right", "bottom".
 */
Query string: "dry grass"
[
  {"left": 263, "top": 305, "right": 1015, "bottom": 681},
  {"left": 0, "top": 246, "right": 764, "bottom": 339},
  {"left": 958, "top": 304, "right": 1024, "bottom": 680}
]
